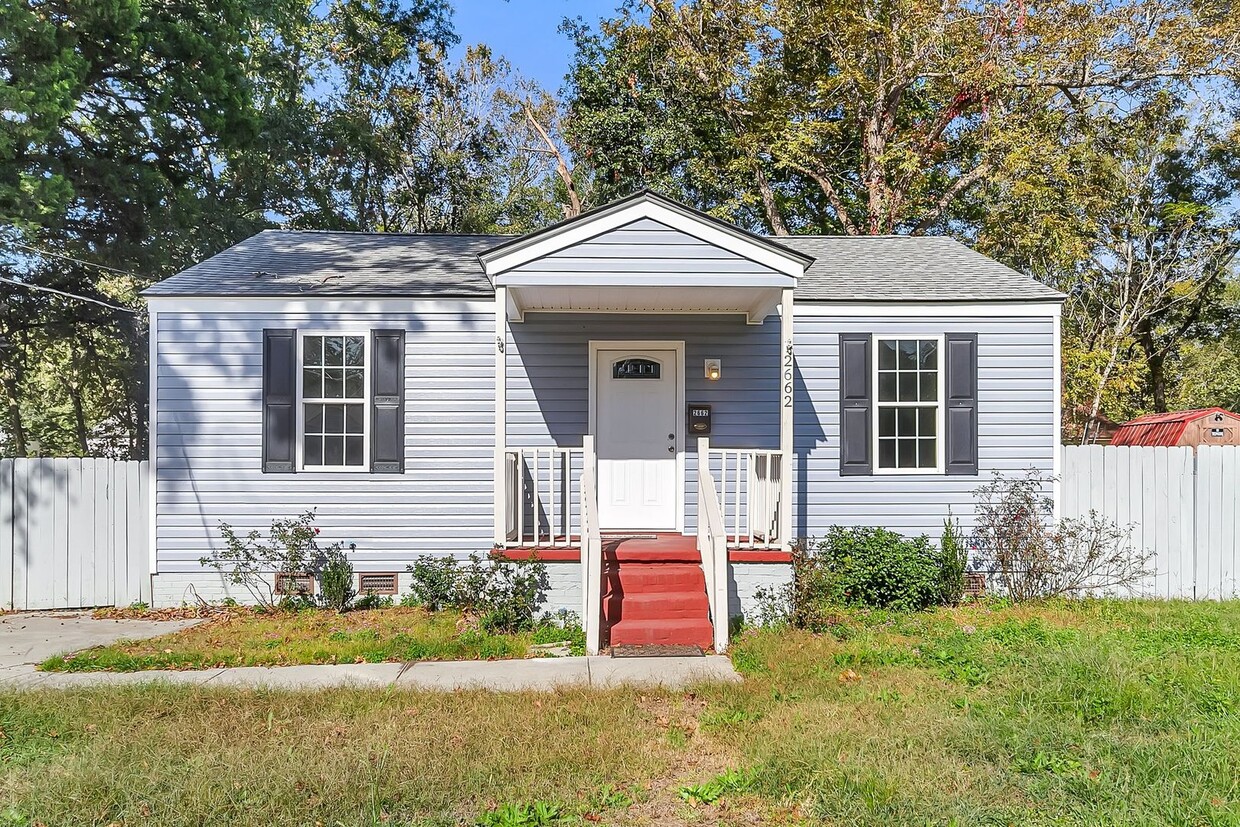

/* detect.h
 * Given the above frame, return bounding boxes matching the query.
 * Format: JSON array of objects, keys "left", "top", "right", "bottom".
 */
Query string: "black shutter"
[
  {"left": 944, "top": 333, "right": 979, "bottom": 475},
  {"left": 370, "top": 329, "right": 405, "bottom": 473},
  {"left": 839, "top": 333, "right": 872, "bottom": 476},
  {"left": 262, "top": 328, "right": 297, "bottom": 473}
]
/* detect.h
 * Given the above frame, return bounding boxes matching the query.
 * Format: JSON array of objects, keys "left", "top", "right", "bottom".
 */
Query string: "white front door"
[{"left": 595, "top": 348, "right": 680, "bottom": 531}]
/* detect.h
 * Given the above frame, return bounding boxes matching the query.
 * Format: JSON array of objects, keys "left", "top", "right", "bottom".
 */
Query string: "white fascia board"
[
  {"left": 144, "top": 297, "right": 494, "bottom": 314},
  {"left": 485, "top": 201, "right": 806, "bottom": 279},
  {"left": 496, "top": 272, "right": 794, "bottom": 289},
  {"left": 796, "top": 301, "right": 1063, "bottom": 318}
]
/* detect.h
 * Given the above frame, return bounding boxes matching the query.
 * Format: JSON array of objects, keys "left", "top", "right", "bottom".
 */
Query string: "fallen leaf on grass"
[{"left": 838, "top": 669, "right": 860, "bottom": 684}]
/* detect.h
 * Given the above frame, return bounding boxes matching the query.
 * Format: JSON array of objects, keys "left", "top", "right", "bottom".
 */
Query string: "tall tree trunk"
[
  {"left": 2, "top": 374, "right": 26, "bottom": 457},
  {"left": 755, "top": 166, "right": 788, "bottom": 235},
  {"left": 67, "top": 382, "right": 89, "bottom": 456},
  {"left": 1135, "top": 320, "right": 1168, "bottom": 412}
]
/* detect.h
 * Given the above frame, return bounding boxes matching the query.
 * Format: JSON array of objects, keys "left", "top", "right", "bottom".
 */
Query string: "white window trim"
[
  {"left": 871, "top": 334, "right": 946, "bottom": 475},
  {"left": 295, "top": 331, "right": 371, "bottom": 473}
]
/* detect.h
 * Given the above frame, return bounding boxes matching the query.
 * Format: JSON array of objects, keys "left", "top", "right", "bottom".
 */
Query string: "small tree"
[
  {"left": 202, "top": 511, "right": 338, "bottom": 611},
  {"left": 317, "top": 546, "right": 356, "bottom": 612},
  {"left": 973, "top": 470, "right": 1153, "bottom": 600},
  {"left": 938, "top": 515, "right": 968, "bottom": 606}
]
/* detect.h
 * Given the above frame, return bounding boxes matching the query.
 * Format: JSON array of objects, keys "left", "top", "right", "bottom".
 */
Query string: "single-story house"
[
  {"left": 1111, "top": 407, "right": 1240, "bottom": 447},
  {"left": 144, "top": 191, "right": 1064, "bottom": 652}
]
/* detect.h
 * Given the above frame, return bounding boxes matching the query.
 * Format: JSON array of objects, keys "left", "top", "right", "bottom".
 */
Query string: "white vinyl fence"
[
  {"left": 0, "top": 450, "right": 1236, "bottom": 610},
  {"left": 0, "top": 458, "right": 149, "bottom": 611},
  {"left": 1061, "top": 445, "right": 1239, "bottom": 599}
]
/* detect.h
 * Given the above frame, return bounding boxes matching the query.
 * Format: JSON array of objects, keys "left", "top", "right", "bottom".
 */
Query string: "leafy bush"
[
  {"left": 405, "top": 553, "right": 549, "bottom": 633},
  {"left": 938, "top": 516, "right": 968, "bottom": 605},
  {"left": 354, "top": 592, "right": 393, "bottom": 610},
  {"left": 817, "top": 526, "right": 942, "bottom": 611},
  {"left": 203, "top": 511, "right": 340, "bottom": 610},
  {"left": 973, "top": 469, "right": 1153, "bottom": 600},
  {"left": 755, "top": 526, "right": 953, "bottom": 627},
  {"left": 317, "top": 546, "right": 355, "bottom": 612}
]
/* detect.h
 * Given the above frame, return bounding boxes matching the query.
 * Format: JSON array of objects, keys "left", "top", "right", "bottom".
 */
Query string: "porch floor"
[{"left": 498, "top": 533, "right": 792, "bottom": 564}]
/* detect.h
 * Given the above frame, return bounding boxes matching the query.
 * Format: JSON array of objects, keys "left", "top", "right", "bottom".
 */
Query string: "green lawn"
[
  {"left": 39, "top": 607, "right": 584, "bottom": 671},
  {"left": 4, "top": 599, "right": 1238, "bottom": 826}
]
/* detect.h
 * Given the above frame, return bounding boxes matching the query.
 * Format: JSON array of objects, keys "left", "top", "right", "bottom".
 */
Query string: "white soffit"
[{"left": 507, "top": 285, "right": 784, "bottom": 325}]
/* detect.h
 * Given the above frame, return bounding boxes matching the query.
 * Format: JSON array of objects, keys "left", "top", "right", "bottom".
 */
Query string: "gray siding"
[
  {"left": 155, "top": 302, "right": 495, "bottom": 572},
  {"left": 506, "top": 218, "right": 781, "bottom": 279},
  {"left": 506, "top": 313, "right": 781, "bottom": 532},
  {"left": 155, "top": 301, "right": 1056, "bottom": 576},
  {"left": 793, "top": 313, "right": 1056, "bottom": 538}
]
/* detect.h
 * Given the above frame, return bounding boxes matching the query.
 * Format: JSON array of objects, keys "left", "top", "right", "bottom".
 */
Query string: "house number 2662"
[{"left": 783, "top": 343, "right": 794, "bottom": 408}]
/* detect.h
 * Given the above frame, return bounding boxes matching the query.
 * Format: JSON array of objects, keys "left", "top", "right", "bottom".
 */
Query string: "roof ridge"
[
  {"left": 259, "top": 229, "right": 513, "bottom": 238},
  {"left": 768, "top": 234, "right": 957, "bottom": 240}
]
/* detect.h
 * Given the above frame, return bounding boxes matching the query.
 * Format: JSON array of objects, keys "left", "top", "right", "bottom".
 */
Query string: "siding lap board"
[
  {"left": 155, "top": 304, "right": 495, "bottom": 571},
  {"left": 793, "top": 315, "right": 1056, "bottom": 538}
]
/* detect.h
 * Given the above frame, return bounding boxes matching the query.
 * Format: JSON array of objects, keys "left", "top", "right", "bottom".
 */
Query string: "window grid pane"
[
  {"left": 876, "top": 337, "right": 940, "bottom": 470},
  {"left": 302, "top": 335, "right": 366, "bottom": 468}
]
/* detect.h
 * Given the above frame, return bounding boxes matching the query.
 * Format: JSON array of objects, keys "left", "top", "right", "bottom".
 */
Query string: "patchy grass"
[
  {"left": 40, "top": 607, "right": 585, "bottom": 671},
  {"left": 4, "top": 599, "right": 1238, "bottom": 827}
]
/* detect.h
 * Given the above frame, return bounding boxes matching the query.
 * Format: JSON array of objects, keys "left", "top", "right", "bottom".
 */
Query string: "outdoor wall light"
[{"left": 705, "top": 359, "right": 722, "bottom": 381}]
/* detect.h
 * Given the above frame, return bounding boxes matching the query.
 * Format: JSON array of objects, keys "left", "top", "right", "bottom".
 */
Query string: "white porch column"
[
  {"left": 779, "top": 287, "right": 795, "bottom": 548},
  {"left": 493, "top": 286, "right": 508, "bottom": 546}
]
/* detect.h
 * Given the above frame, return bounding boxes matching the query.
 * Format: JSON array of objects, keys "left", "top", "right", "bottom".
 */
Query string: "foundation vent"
[
  {"left": 275, "top": 572, "right": 314, "bottom": 596},
  {"left": 358, "top": 572, "right": 398, "bottom": 595}
]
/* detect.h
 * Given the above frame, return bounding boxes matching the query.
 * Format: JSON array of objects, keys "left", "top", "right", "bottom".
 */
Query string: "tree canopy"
[{"left": 1, "top": 0, "right": 1238, "bottom": 454}]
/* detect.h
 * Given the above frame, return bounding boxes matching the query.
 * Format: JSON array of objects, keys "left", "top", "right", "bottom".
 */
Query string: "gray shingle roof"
[
  {"left": 776, "top": 235, "right": 1065, "bottom": 302},
  {"left": 144, "top": 228, "right": 1064, "bottom": 303},
  {"left": 143, "top": 231, "right": 497, "bottom": 297}
]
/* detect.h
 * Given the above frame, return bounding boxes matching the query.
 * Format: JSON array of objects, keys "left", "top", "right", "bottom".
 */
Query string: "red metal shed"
[{"left": 1110, "top": 407, "right": 1240, "bottom": 447}]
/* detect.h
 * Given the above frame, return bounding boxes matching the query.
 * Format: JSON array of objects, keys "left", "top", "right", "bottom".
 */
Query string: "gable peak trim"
[{"left": 478, "top": 190, "right": 813, "bottom": 279}]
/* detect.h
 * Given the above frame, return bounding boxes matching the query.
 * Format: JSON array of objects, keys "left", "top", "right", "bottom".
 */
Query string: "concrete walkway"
[
  {"left": 0, "top": 609, "right": 742, "bottom": 692},
  {"left": 0, "top": 611, "right": 204, "bottom": 667},
  {"left": 0, "top": 655, "right": 741, "bottom": 692}
]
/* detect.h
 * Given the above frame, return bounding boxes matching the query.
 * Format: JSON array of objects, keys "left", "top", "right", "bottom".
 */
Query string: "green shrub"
[
  {"left": 354, "top": 592, "right": 393, "bottom": 610},
  {"left": 404, "top": 556, "right": 460, "bottom": 611},
  {"left": 755, "top": 526, "right": 944, "bottom": 625},
  {"left": 816, "top": 526, "right": 941, "bottom": 611},
  {"left": 317, "top": 546, "right": 355, "bottom": 611},
  {"left": 405, "top": 553, "right": 549, "bottom": 633},
  {"left": 937, "top": 516, "right": 968, "bottom": 605},
  {"left": 202, "top": 510, "right": 349, "bottom": 611}
]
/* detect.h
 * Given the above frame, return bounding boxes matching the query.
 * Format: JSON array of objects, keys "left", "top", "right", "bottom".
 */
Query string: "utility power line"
[
  {"left": 6, "top": 240, "right": 146, "bottom": 279},
  {"left": 0, "top": 274, "right": 139, "bottom": 313}
]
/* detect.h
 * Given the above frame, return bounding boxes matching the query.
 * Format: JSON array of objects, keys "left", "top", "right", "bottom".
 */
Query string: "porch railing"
[
  {"left": 704, "top": 440, "right": 784, "bottom": 550},
  {"left": 502, "top": 446, "right": 584, "bottom": 547},
  {"left": 696, "top": 438, "right": 730, "bottom": 652},
  {"left": 579, "top": 435, "right": 603, "bottom": 655}
]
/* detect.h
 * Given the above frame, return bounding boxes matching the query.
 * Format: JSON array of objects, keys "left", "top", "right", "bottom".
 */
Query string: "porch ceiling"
[{"left": 506, "top": 284, "right": 785, "bottom": 325}]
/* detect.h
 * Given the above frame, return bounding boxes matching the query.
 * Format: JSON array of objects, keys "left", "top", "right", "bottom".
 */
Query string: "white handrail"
[
  {"left": 579, "top": 435, "right": 603, "bottom": 655},
  {"left": 502, "top": 446, "right": 584, "bottom": 547},
  {"left": 705, "top": 445, "right": 783, "bottom": 550},
  {"left": 697, "top": 437, "right": 730, "bottom": 652}
]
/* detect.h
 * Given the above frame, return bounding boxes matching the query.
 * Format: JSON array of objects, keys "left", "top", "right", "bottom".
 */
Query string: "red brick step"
[{"left": 601, "top": 534, "right": 715, "bottom": 650}]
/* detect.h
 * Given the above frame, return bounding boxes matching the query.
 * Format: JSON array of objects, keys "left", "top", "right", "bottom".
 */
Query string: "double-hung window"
[
  {"left": 300, "top": 334, "right": 367, "bottom": 469},
  {"left": 874, "top": 337, "right": 943, "bottom": 472}
]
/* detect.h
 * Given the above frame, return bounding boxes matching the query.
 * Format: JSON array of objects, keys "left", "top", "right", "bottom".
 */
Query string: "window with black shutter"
[
  {"left": 262, "top": 329, "right": 297, "bottom": 473},
  {"left": 944, "top": 333, "right": 979, "bottom": 475},
  {"left": 301, "top": 334, "right": 368, "bottom": 469},
  {"left": 838, "top": 333, "right": 872, "bottom": 476},
  {"left": 369, "top": 329, "right": 405, "bottom": 473}
]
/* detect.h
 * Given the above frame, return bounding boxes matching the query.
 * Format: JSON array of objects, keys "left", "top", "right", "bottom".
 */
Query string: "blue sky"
[{"left": 450, "top": 0, "right": 621, "bottom": 92}]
